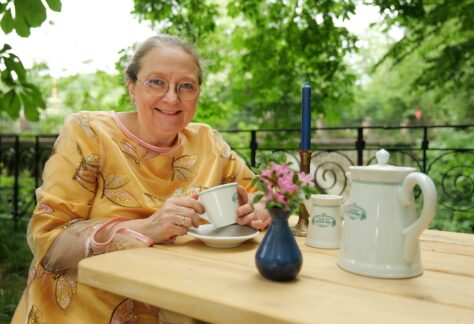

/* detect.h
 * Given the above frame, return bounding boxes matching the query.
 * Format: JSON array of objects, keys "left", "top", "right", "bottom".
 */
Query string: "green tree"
[
  {"left": 0, "top": 0, "right": 61, "bottom": 121},
  {"left": 367, "top": 0, "right": 474, "bottom": 110},
  {"left": 131, "top": 0, "right": 358, "bottom": 135},
  {"left": 346, "top": 1, "right": 473, "bottom": 125}
]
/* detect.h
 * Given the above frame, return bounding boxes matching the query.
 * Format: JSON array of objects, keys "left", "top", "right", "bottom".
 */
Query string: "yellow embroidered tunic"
[{"left": 12, "top": 111, "right": 255, "bottom": 323}]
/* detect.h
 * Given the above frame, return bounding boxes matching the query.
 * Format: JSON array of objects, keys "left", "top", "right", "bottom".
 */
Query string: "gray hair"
[{"left": 125, "top": 34, "right": 203, "bottom": 85}]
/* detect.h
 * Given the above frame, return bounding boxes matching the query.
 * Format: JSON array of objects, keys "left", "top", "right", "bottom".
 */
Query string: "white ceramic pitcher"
[{"left": 338, "top": 149, "right": 437, "bottom": 278}]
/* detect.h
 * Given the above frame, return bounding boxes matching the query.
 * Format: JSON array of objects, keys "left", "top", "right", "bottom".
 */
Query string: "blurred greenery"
[
  {"left": 0, "top": 172, "right": 36, "bottom": 217},
  {"left": 0, "top": 218, "right": 31, "bottom": 323},
  {"left": 369, "top": 0, "right": 474, "bottom": 102},
  {"left": 427, "top": 129, "right": 474, "bottom": 232},
  {"left": 0, "top": 0, "right": 61, "bottom": 121}
]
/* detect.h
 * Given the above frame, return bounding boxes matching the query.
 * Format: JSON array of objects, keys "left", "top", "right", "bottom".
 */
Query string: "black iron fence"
[{"left": 1, "top": 124, "right": 473, "bottom": 231}]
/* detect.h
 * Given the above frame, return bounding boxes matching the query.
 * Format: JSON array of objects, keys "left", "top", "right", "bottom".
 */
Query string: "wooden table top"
[{"left": 78, "top": 228, "right": 474, "bottom": 323}]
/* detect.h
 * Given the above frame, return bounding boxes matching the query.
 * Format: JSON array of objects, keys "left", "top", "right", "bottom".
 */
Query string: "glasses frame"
[{"left": 136, "top": 77, "right": 200, "bottom": 101}]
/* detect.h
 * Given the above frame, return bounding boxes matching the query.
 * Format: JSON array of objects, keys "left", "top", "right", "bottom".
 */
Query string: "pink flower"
[
  {"left": 273, "top": 164, "right": 289, "bottom": 176},
  {"left": 254, "top": 162, "right": 315, "bottom": 211},
  {"left": 277, "top": 176, "right": 298, "bottom": 194},
  {"left": 274, "top": 192, "right": 287, "bottom": 204},
  {"left": 298, "top": 172, "right": 314, "bottom": 185},
  {"left": 261, "top": 169, "right": 273, "bottom": 178}
]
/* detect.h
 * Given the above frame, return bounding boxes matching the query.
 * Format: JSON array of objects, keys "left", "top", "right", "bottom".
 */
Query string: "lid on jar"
[
  {"left": 348, "top": 149, "right": 415, "bottom": 183},
  {"left": 311, "top": 194, "right": 343, "bottom": 206}
]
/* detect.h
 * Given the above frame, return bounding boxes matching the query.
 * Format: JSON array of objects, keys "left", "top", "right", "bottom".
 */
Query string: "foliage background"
[{"left": 1, "top": 0, "right": 472, "bottom": 129}]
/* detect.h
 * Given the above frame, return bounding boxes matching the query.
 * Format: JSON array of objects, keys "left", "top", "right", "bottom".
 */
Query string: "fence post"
[
  {"left": 13, "top": 135, "right": 20, "bottom": 227},
  {"left": 35, "top": 136, "right": 40, "bottom": 203},
  {"left": 250, "top": 130, "right": 258, "bottom": 167},
  {"left": 355, "top": 127, "right": 365, "bottom": 165},
  {"left": 421, "top": 127, "right": 429, "bottom": 173}
]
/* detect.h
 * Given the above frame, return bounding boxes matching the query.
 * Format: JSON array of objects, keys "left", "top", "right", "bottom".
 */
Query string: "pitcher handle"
[{"left": 399, "top": 172, "right": 437, "bottom": 263}]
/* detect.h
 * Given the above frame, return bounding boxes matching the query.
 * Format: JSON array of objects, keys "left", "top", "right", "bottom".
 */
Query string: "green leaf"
[
  {"left": 0, "top": 43, "right": 12, "bottom": 53},
  {"left": 13, "top": 0, "right": 33, "bottom": 36},
  {"left": 25, "top": 0, "right": 47, "bottom": 27},
  {"left": 0, "top": 9, "right": 14, "bottom": 34},
  {"left": 20, "top": 92, "right": 40, "bottom": 121},
  {"left": 252, "top": 193, "right": 264, "bottom": 204},
  {"left": 46, "top": 0, "right": 62, "bottom": 12},
  {"left": 4, "top": 55, "right": 27, "bottom": 82},
  {"left": 1, "top": 68, "right": 15, "bottom": 85},
  {"left": 250, "top": 176, "right": 259, "bottom": 186},
  {"left": 1, "top": 89, "right": 21, "bottom": 119},
  {"left": 13, "top": 15, "right": 30, "bottom": 37},
  {"left": 24, "top": 83, "right": 46, "bottom": 109}
]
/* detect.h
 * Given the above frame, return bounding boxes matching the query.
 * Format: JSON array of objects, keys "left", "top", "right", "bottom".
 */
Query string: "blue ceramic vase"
[{"left": 255, "top": 207, "right": 303, "bottom": 281}]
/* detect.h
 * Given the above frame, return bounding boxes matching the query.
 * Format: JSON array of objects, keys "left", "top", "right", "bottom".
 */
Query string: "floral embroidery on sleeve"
[
  {"left": 102, "top": 173, "right": 141, "bottom": 208},
  {"left": 73, "top": 144, "right": 100, "bottom": 193},
  {"left": 110, "top": 299, "right": 138, "bottom": 324},
  {"left": 171, "top": 154, "right": 197, "bottom": 182},
  {"left": 74, "top": 114, "right": 97, "bottom": 138},
  {"left": 36, "top": 203, "right": 54, "bottom": 214},
  {"left": 27, "top": 305, "right": 47, "bottom": 324},
  {"left": 116, "top": 139, "right": 157, "bottom": 164},
  {"left": 55, "top": 272, "right": 77, "bottom": 310},
  {"left": 72, "top": 143, "right": 140, "bottom": 208}
]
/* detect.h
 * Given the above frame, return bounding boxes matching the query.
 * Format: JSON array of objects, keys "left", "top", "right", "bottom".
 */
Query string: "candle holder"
[{"left": 292, "top": 150, "right": 312, "bottom": 237}]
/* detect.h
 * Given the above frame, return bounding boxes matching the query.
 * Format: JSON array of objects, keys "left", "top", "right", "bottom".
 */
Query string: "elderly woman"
[{"left": 12, "top": 34, "right": 270, "bottom": 323}]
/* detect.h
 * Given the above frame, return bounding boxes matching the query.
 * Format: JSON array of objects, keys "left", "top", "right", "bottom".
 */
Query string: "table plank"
[
  {"left": 422, "top": 230, "right": 474, "bottom": 246},
  {"left": 79, "top": 229, "right": 474, "bottom": 324},
  {"left": 162, "top": 235, "right": 474, "bottom": 310}
]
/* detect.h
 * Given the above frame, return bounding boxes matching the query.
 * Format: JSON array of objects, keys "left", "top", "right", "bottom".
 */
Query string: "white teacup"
[
  {"left": 304, "top": 194, "right": 345, "bottom": 249},
  {"left": 198, "top": 183, "right": 239, "bottom": 228}
]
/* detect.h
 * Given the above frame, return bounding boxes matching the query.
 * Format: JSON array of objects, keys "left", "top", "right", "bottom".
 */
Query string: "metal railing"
[{"left": 1, "top": 124, "right": 473, "bottom": 230}]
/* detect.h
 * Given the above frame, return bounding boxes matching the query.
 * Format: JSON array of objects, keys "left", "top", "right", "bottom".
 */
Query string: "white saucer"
[{"left": 188, "top": 224, "right": 259, "bottom": 248}]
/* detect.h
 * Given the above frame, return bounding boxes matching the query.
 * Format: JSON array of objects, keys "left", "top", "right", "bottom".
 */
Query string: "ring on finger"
[{"left": 180, "top": 215, "right": 186, "bottom": 226}]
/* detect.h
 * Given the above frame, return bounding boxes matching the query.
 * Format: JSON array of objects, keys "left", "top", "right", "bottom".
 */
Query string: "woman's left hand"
[{"left": 236, "top": 186, "right": 269, "bottom": 230}]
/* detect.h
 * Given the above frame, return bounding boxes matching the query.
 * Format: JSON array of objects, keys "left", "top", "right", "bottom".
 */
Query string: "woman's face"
[{"left": 128, "top": 46, "right": 200, "bottom": 146}]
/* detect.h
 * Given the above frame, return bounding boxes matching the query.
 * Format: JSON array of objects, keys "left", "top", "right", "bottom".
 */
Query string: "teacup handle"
[{"left": 399, "top": 172, "right": 437, "bottom": 263}]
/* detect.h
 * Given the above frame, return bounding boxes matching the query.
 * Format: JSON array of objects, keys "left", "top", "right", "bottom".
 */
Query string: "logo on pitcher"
[
  {"left": 346, "top": 203, "right": 367, "bottom": 221},
  {"left": 311, "top": 213, "right": 336, "bottom": 228}
]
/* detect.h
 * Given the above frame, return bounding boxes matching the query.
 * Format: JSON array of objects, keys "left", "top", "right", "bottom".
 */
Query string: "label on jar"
[{"left": 312, "top": 213, "right": 336, "bottom": 227}]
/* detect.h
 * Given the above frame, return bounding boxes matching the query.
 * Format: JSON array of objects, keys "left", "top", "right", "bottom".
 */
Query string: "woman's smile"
[{"left": 154, "top": 107, "right": 181, "bottom": 116}]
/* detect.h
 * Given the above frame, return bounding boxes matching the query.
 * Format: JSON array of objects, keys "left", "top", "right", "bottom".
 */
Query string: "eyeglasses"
[{"left": 137, "top": 77, "right": 200, "bottom": 101}]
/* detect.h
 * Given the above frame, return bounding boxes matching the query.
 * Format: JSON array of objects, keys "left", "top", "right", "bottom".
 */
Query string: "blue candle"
[{"left": 301, "top": 81, "right": 311, "bottom": 150}]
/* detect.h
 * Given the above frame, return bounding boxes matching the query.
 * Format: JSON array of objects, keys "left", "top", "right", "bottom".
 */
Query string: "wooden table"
[{"left": 78, "top": 229, "right": 474, "bottom": 323}]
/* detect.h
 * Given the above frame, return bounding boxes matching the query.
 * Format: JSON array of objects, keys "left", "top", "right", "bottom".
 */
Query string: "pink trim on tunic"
[{"left": 110, "top": 110, "right": 179, "bottom": 154}]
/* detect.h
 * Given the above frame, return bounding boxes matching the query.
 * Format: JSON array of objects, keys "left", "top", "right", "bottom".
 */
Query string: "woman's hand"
[
  {"left": 236, "top": 186, "right": 270, "bottom": 230},
  {"left": 123, "top": 195, "right": 205, "bottom": 244}
]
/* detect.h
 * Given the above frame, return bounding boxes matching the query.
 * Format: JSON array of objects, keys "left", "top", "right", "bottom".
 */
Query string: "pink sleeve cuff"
[{"left": 85, "top": 217, "right": 153, "bottom": 256}]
